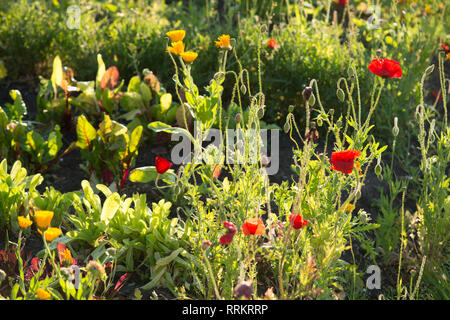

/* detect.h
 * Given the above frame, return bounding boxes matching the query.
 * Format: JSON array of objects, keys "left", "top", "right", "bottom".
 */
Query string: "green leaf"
[
  {"left": 51, "top": 56, "right": 63, "bottom": 96},
  {"left": 140, "top": 267, "right": 166, "bottom": 290},
  {"left": 129, "top": 125, "right": 143, "bottom": 154},
  {"left": 129, "top": 166, "right": 176, "bottom": 183},
  {"left": 76, "top": 115, "right": 97, "bottom": 149},
  {"left": 96, "top": 54, "right": 106, "bottom": 86},
  {"left": 100, "top": 193, "right": 121, "bottom": 224},
  {"left": 160, "top": 93, "right": 172, "bottom": 113},
  {"left": 140, "top": 82, "right": 152, "bottom": 106},
  {"left": 127, "top": 76, "right": 141, "bottom": 93}
]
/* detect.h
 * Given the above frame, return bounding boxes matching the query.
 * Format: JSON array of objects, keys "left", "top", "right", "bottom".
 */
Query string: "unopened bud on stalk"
[
  {"left": 329, "top": 109, "right": 335, "bottom": 117},
  {"left": 424, "top": 64, "right": 435, "bottom": 76},
  {"left": 392, "top": 117, "right": 399, "bottom": 137},
  {"left": 337, "top": 88, "right": 345, "bottom": 102},
  {"left": 260, "top": 24, "right": 268, "bottom": 33},
  {"left": 235, "top": 113, "right": 242, "bottom": 124},
  {"left": 336, "top": 119, "right": 342, "bottom": 128},
  {"left": 213, "top": 71, "right": 225, "bottom": 82},
  {"left": 376, "top": 49, "right": 382, "bottom": 57},
  {"left": 288, "top": 105, "right": 295, "bottom": 113},
  {"left": 375, "top": 157, "right": 382, "bottom": 176},
  {"left": 261, "top": 155, "right": 270, "bottom": 167},
  {"left": 202, "top": 240, "right": 211, "bottom": 250},
  {"left": 257, "top": 107, "right": 264, "bottom": 119},
  {"left": 240, "top": 84, "right": 247, "bottom": 95},
  {"left": 284, "top": 121, "right": 291, "bottom": 133},
  {"left": 302, "top": 87, "right": 313, "bottom": 101},
  {"left": 317, "top": 118, "right": 323, "bottom": 127}
]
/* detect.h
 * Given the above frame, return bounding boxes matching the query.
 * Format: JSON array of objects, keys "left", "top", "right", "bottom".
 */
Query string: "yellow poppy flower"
[
  {"left": 34, "top": 210, "right": 54, "bottom": 230},
  {"left": 215, "top": 34, "right": 231, "bottom": 49},
  {"left": 424, "top": 6, "right": 432, "bottom": 14},
  {"left": 180, "top": 51, "right": 198, "bottom": 63},
  {"left": 446, "top": 53, "right": 450, "bottom": 61},
  {"left": 168, "top": 41, "right": 185, "bottom": 55},
  {"left": 38, "top": 227, "right": 62, "bottom": 242},
  {"left": 166, "top": 30, "right": 186, "bottom": 42},
  {"left": 18, "top": 216, "right": 33, "bottom": 229},
  {"left": 37, "top": 288, "right": 51, "bottom": 300}
]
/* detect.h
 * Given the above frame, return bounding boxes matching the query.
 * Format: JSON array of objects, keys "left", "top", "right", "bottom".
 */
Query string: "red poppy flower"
[
  {"left": 441, "top": 43, "right": 450, "bottom": 52},
  {"left": 241, "top": 218, "right": 265, "bottom": 236},
  {"left": 368, "top": 58, "right": 402, "bottom": 78},
  {"left": 289, "top": 214, "right": 309, "bottom": 230},
  {"left": 155, "top": 157, "right": 172, "bottom": 174},
  {"left": 223, "top": 221, "right": 237, "bottom": 234},
  {"left": 337, "top": 0, "right": 348, "bottom": 6},
  {"left": 330, "top": 149, "right": 362, "bottom": 174},
  {"left": 220, "top": 232, "right": 235, "bottom": 245},
  {"left": 268, "top": 38, "right": 279, "bottom": 49}
]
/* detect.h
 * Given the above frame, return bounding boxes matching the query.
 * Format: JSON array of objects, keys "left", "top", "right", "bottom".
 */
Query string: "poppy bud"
[
  {"left": 309, "top": 93, "right": 316, "bottom": 106},
  {"left": 260, "top": 24, "right": 268, "bottom": 33},
  {"left": 302, "top": 87, "right": 313, "bottom": 100},
  {"left": 424, "top": 64, "right": 435, "bottom": 76},
  {"left": 257, "top": 108, "right": 264, "bottom": 119},
  {"left": 261, "top": 155, "right": 270, "bottom": 167},
  {"left": 374, "top": 158, "right": 382, "bottom": 176},
  {"left": 288, "top": 105, "right": 294, "bottom": 113},
  {"left": 337, "top": 88, "right": 345, "bottom": 102},
  {"left": 234, "top": 280, "right": 253, "bottom": 299},
  {"left": 392, "top": 117, "right": 399, "bottom": 137},
  {"left": 283, "top": 121, "right": 291, "bottom": 133},
  {"left": 213, "top": 71, "right": 225, "bottom": 82},
  {"left": 329, "top": 109, "right": 335, "bottom": 117},
  {"left": 240, "top": 84, "right": 247, "bottom": 95},
  {"left": 317, "top": 118, "right": 323, "bottom": 127},
  {"left": 235, "top": 113, "right": 242, "bottom": 124},
  {"left": 336, "top": 119, "right": 342, "bottom": 128},
  {"left": 376, "top": 49, "right": 382, "bottom": 57},
  {"left": 202, "top": 240, "right": 211, "bottom": 250}
]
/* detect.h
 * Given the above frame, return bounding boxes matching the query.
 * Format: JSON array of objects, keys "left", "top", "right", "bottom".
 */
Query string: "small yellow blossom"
[
  {"left": 354, "top": 161, "right": 363, "bottom": 177},
  {"left": 446, "top": 53, "right": 450, "bottom": 60},
  {"left": 60, "top": 248, "right": 73, "bottom": 266},
  {"left": 215, "top": 34, "right": 231, "bottom": 49},
  {"left": 424, "top": 6, "right": 432, "bottom": 14},
  {"left": 34, "top": 210, "right": 54, "bottom": 230},
  {"left": 166, "top": 30, "right": 186, "bottom": 42},
  {"left": 38, "top": 227, "right": 62, "bottom": 242},
  {"left": 37, "top": 288, "right": 51, "bottom": 300},
  {"left": 345, "top": 203, "right": 356, "bottom": 213},
  {"left": 168, "top": 41, "right": 185, "bottom": 55},
  {"left": 18, "top": 216, "right": 33, "bottom": 229},
  {"left": 180, "top": 51, "right": 198, "bottom": 63}
]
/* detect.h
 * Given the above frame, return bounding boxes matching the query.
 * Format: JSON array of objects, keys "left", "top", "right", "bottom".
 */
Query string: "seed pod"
[
  {"left": 213, "top": 71, "right": 225, "bottom": 82},
  {"left": 375, "top": 161, "right": 382, "bottom": 176},
  {"left": 288, "top": 105, "right": 294, "bottom": 113},
  {"left": 261, "top": 155, "right": 270, "bottom": 167}
]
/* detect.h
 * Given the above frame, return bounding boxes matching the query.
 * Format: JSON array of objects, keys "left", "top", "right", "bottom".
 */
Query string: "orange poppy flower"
[{"left": 241, "top": 218, "right": 265, "bottom": 236}]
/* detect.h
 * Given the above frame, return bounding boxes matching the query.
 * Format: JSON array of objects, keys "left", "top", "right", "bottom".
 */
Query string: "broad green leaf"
[
  {"left": 96, "top": 54, "right": 106, "bottom": 86},
  {"left": 51, "top": 56, "right": 63, "bottom": 96},
  {"left": 100, "top": 193, "right": 121, "bottom": 224},
  {"left": 76, "top": 115, "right": 97, "bottom": 149},
  {"left": 129, "top": 166, "right": 176, "bottom": 183},
  {"left": 127, "top": 76, "right": 141, "bottom": 93},
  {"left": 140, "top": 82, "right": 152, "bottom": 106},
  {"left": 160, "top": 93, "right": 172, "bottom": 113},
  {"left": 129, "top": 125, "right": 143, "bottom": 154}
]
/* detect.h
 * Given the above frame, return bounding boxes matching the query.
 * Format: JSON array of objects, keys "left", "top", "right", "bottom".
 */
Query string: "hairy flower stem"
[
  {"left": 202, "top": 250, "right": 222, "bottom": 299},
  {"left": 278, "top": 224, "right": 292, "bottom": 299}
]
